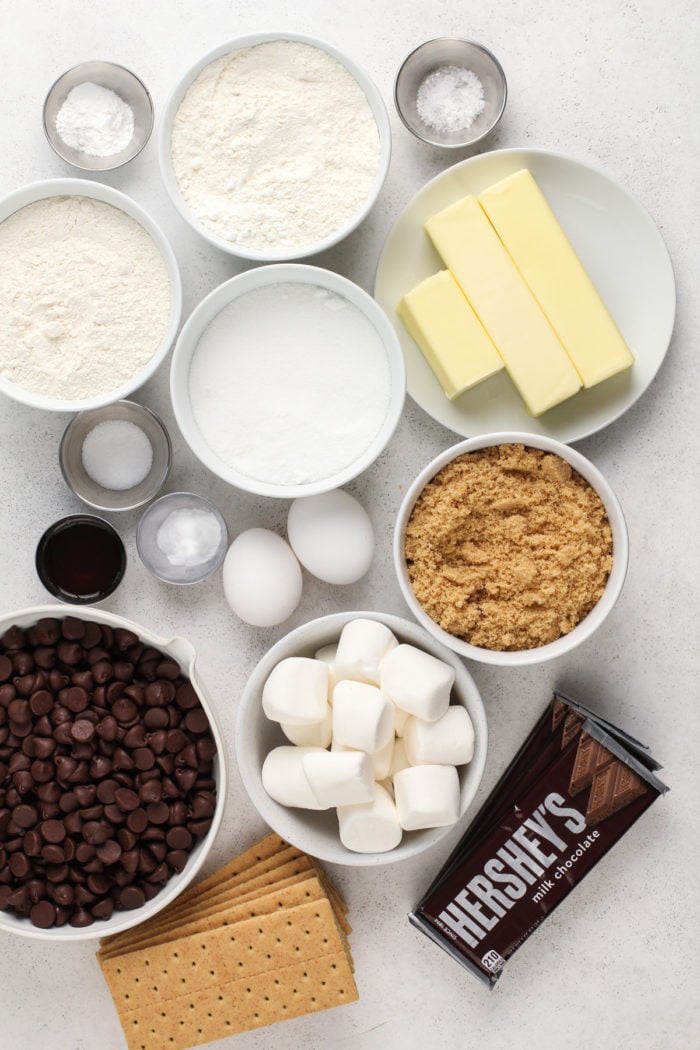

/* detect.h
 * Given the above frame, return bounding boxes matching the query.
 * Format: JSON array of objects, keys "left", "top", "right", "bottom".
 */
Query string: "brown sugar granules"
[{"left": 404, "top": 444, "right": 613, "bottom": 651}]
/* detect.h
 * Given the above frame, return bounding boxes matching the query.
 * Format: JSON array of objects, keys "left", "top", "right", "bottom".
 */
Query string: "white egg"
[
  {"left": 287, "top": 489, "right": 374, "bottom": 585},
  {"left": 222, "top": 528, "right": 302, "bottom": 627}
]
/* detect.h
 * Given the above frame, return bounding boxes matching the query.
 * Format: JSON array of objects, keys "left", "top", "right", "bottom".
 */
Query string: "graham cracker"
[
  {"left": 100, "top": 898, "right": 352, "bottom": 1014},
  {"left": 119, "top": 950, "right": 357, "bottom": 1050},
  {"left": 98, "top": 872, "right": 321, "bottom": 961},
  {"left": 99, "top": 841, "right": 302, "bottom": 954}
]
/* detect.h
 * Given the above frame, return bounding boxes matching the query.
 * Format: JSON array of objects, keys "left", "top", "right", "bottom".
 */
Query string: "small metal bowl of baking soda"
[
  {"left": 394, "top": 38, "right": 507, "bottom": 149},
  {"left": 43, "top": 61, "right": 154, "bottom": 171}
]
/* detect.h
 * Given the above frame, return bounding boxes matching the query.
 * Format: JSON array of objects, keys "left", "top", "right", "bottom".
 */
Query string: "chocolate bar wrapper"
[
  {"left": 411, "top": 699, "right": 668, "bottom": 987},
  {"left": 424, "top": 692, "right": 662, "bottom": 898}
]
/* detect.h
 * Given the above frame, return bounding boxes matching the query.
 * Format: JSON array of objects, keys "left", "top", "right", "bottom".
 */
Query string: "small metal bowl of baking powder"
[
  {"left": 394, "top": 39, "right": 507, "bottom": 149},
  {"left": 43, "top": 61, "right": 154, "bottom": 171}
]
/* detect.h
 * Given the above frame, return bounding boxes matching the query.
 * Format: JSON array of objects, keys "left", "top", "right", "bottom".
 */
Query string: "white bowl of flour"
[
  {"left": 159, "top": 33, "right": 391, "bottom": 260},
  {"left": 0, "top": 179, "right": 181, "bottom": 412},
  {"left": 170, "top": 264, "right": 405, "bottom": 497}
]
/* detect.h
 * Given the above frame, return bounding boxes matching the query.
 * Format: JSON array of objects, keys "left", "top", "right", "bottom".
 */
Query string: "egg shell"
[
  {"left": 222, "top": 528, "right": 302, "bottom": 627},
  {"left": 287, "top": 489, "right": 374, "bottom": 585}
]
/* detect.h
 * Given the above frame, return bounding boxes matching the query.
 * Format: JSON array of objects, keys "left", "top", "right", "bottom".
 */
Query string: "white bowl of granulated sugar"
[
  {"left": 170, "top": 264, "right": 405, "bottom": 498},
  {"left": 0, "top": 179, "right": 181, "bottom": 413},
  {"left": 159, "top": 33, "right": 391, "bottom": 261}
]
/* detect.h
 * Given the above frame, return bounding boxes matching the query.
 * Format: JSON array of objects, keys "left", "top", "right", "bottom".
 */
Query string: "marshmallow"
[
  {"left": 393, "top": 764, "right": 460, "bottom": 830},
  {"left": 403, "top": 706, "right": 475, "bottom": 767},
  {"left": 281, "top": 704, "right": 332, "bottom": 748},
  {"left": 261, "top": 746, "right": 327, "bottom": 809},
  {"left": 334, "top": 736, "right": 394, "bottom": 780},
  {"left": 332, "top": 680, "right": 394, "bottom": 754},
  {"left": 334, "top": 618, "right": 398, "bottom": 685},
  {"left": 388, "top": 737, "right": 410, "bottom": 778},
  {"left": 337, "top": 783, "right": 403, "bottom": 853},
  {"left": 380, "top": 644, "right": 455, "bottom": 722},
  {"left": 314, "top": 644, "right": 339, "bottom": 698},
  {"left": 302, "top": 749, "right": 374, "bottom": 808},
  {"left": 391, "top": 702, "right": 410, "bottom": 737},
  {"left": 262, "top": 657, "right": 329, "bottom": 726},
  {"left": 368, "top": 735, "right": 394, "bottom": 780}
]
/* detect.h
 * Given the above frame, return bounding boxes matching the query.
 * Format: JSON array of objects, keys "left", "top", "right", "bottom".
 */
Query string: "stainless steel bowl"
[
  {"left": 59, "top": 400, "right": 172, "bottom": 512},
  {"left": 43, "top": 61, "right": 154, "bottom": 171},
  {"left": 394, "top": 39, "right": 507, "bottom": 149}
]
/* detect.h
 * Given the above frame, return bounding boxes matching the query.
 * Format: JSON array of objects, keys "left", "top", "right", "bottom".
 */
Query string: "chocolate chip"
[
  {"left": 61, "top": 617, "right": 86, "bottom": 642},
  {"left": 62, "top": 687, "right": 88, "bottom": 713},
  {"left": 29, "top": 900, "right": 56, "bottom": 928},
  {"left": 70, "top": 720, "right": 95, "bottom": 744},
  {"left": 41, "top": 819, "right": 66, "bottom": 844},
  {"left": 0, "top": 655, "right": 13, "bottom": 682},
  {"left": 126, "top": 808, "right": 148, "bottom": 834},
  {"left": 96, "top": 840, "right": 121, "bottom": 866},
  {"left": 166, "top": 827, "right": 192, "bottom": 850},
  {"left": 120, "top": 885, "right": 145, "bottom": 910},
  {"left": 114, "top": 788, "right": 139, "bottom": 812},
  {"left": 13, "top": 804, "right": 38, "bottom": 829}
]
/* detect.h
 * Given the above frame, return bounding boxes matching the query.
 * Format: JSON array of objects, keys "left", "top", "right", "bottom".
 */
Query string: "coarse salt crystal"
[{"left": 416, "top": 65, "right": 485, "bottom": 135}]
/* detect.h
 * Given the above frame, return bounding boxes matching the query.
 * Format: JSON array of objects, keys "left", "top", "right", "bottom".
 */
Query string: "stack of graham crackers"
[{"left": 97, "top": 833, "right": 357, "bottom": 1049}]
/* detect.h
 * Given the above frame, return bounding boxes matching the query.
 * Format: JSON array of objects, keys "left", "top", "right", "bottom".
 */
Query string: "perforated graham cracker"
[
  {"left": 101, "top": 898, "right": 351, "bottom": 1013},
  {"left": 119, "top": 950, "right": 357, "bottom": 1050},
  {"left": 98, "top": 872, "right": 321, "bottom": 961},
  {"left": 99, "top": 839, "right": 302, "bottom": 957}
]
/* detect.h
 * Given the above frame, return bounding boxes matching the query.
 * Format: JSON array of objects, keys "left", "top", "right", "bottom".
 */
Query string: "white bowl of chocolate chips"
[{"left": 0, "top": 606, "right": 226, "bottom": 940}]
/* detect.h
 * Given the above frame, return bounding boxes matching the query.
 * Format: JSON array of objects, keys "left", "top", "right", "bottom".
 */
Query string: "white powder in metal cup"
[
  {"left": 55, "top": 81, "right": 135, "bottom": 157},
  {"left": 188, "top": 282, "right": 391, "bottom": 486},
  {"left": 171, "top": 40, "right": 381, "bottom": 252}
]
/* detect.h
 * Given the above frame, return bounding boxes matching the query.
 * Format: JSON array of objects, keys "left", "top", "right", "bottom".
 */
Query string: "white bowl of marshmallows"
[{"left": 235, "top": 612, "right": 487, "bottom": 866}]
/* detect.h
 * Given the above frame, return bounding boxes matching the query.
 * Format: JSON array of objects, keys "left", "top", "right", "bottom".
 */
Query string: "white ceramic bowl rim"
[
  {"left": 0, "top": 179, "right": 182, "bottom": 413},
  {"left": 158, "top": 31, "right": 392, "bottom": 261},
  {"left": 234, "top": 610, "right": 488, "bottom": 867},
  {"left": 170, "top": 263, "right": 406, "bottom": 498},
  {"left": 394, "top": 433, "right": 629, "bottom": 667},
  {"left": 0, "top": 604, "right": 227, "bottom": 941}
]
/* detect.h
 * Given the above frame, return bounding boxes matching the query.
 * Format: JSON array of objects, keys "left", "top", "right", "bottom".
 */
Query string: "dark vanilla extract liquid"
[{"left": 37, "top": 517, "right": 125, "bottom": 603}]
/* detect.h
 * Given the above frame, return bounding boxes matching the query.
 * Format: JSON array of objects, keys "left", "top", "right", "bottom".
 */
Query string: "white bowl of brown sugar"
[{"left": 394, "top": 434, "right": 629, "bottom": 666}]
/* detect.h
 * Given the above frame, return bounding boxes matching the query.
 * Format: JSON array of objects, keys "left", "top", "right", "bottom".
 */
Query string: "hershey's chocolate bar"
[{"left": 411, "top": 694, "right": 668, "bottom": 987}]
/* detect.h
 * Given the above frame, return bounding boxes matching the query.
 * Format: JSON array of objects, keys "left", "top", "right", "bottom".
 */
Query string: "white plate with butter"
[{"left": 374, "top": 147, "right": 676, "bottom": 442}]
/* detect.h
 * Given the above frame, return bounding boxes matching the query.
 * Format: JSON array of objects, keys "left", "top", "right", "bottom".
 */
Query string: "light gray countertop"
[{"left": 0, "top": 2, "right": 697, "bottom": 1048}]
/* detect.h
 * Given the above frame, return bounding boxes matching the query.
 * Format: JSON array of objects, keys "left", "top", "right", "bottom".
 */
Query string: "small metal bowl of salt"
[
  {"left": 136, "top": 493, "right": 229, "bottom": 586},
  {"left": 43, "top": 61, "right": 154, "bottom": 171},
  {"left": 59, "top": 400, "right": 172, "bottom": 512},
  {"left": 394, "top": 38, "right": 507, "bottom": 149}
]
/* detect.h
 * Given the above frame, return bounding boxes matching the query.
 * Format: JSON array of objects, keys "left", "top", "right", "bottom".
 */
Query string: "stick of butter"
[
  {"left": 478, "top": 169, "right": 634, "bottom": 387},
  {"left": 396, "top": 270, "right": 504, "bottom": 400},
  {"left": 425, "top": 196, "right": 581, "bottom": 416}
]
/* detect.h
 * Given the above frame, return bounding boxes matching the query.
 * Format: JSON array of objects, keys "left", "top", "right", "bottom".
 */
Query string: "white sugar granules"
[
  {"left": 171, "top": 40, "right": 381, "bottom": 252},
  {"left": 188, "top": 283, "right": 391, "bottom": 486},
  {"left": 81, "top": 420, "right": 153, "bottom": 490},
  {"left": 416, "top": 66, "right": 485, "bottom": 134},
  {"left": 0, "top": 196, "right": 172, "bottom": 400},
  {"left": 55, "top": 82, "right": 135, "bottom": 157}
]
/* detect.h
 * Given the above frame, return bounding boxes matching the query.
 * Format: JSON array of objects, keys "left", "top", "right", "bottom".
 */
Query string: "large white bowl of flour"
[
  {"left": 159, "top": 33, "right": 391, "bottom": 260},
  {"left": 0, "top": 179, "right": 181, "bottom": 412},
  {"left": 170, "top": 264, "right": 405, "bottom": 497}
]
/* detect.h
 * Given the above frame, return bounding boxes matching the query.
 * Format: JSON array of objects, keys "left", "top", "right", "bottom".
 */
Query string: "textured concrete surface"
[{"left": 0, "top": 2, "right": 697, "bottom": 1048}]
